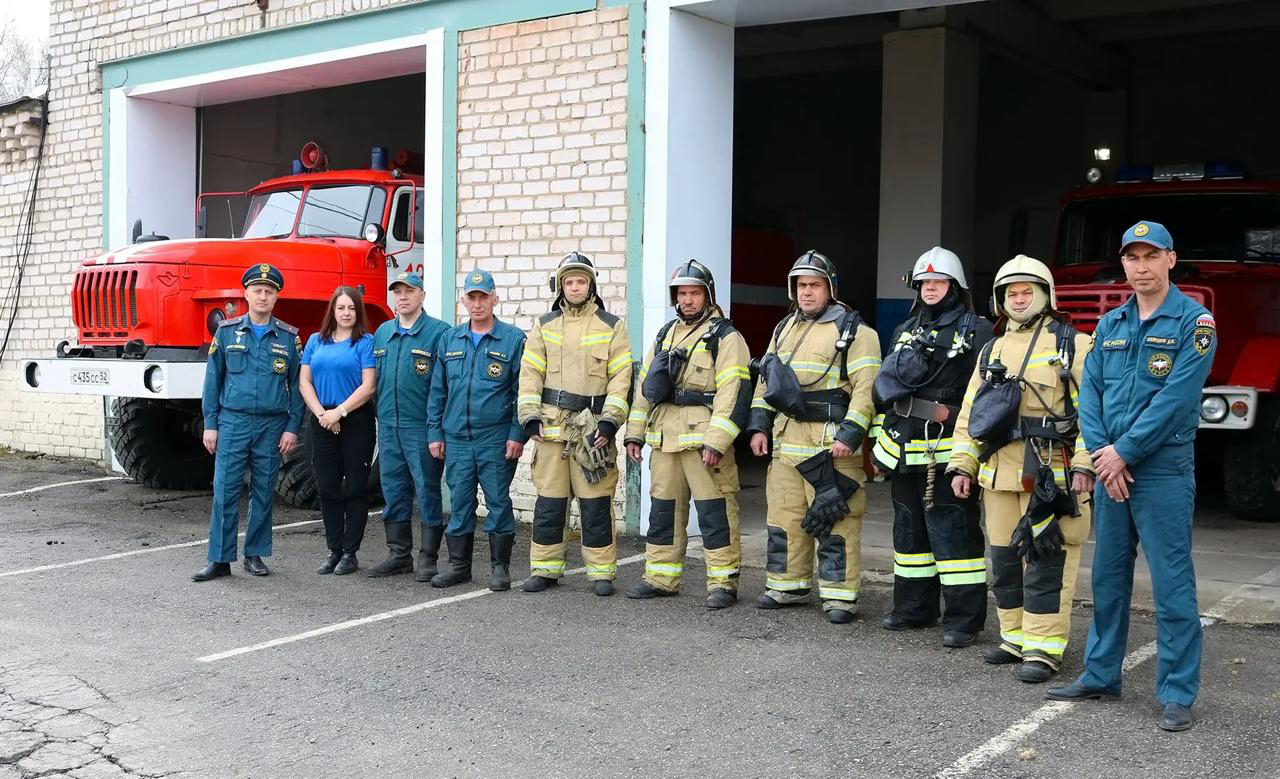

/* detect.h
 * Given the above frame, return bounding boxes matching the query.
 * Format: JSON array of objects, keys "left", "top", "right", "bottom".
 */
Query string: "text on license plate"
[{"left": 70, "top": 370, "right": 110, "bottom": 386}]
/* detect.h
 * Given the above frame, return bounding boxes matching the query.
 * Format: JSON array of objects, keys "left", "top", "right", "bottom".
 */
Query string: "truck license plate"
[{"left": 70, "top": 369, "right": 110, "bottom": 386}]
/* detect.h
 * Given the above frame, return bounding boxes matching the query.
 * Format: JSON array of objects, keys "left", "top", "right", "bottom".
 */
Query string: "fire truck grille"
[
  {"left": 74, "top": 268, "right": 139, "bottom": 338},
  {"left": 1057, "top": 287, "right": 1209, "bottom": 330}
]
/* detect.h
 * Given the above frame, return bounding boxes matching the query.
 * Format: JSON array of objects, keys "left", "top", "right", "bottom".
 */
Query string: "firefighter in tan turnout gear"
[
  {"left": 518, "top": 253, "right": 633, "bottom": 597},
  {"left": 747, "top": 251, "right": 882, "bottom": 624},
  {"left": 948, "top": 255, "right": 1095, "bottom": 684},
  {"left": 623, "top": 260, "right": 752, "bottom": 609}
]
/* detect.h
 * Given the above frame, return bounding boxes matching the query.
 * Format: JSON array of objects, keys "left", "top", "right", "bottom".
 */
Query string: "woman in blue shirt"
[{"left": 300, "top": 286, "right": 377, "bottom": 575}]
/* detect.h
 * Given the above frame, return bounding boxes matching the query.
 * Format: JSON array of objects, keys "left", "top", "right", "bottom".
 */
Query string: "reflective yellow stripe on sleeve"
[{"left": 522, "top": 352, "right": 547, "bottom": 373}]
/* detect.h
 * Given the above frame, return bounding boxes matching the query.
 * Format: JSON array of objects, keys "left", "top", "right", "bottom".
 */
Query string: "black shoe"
[
  {"left": 242, "top": 556, "right": 269, "bottom": 576},
  {"left": 416, "top": 525, "right": 445, "bottom": 582},
  {"left": 521, "top": 575, "right": 558, "bottom": 593},
  {"left": 333, "top": 553, "right": 358, "bottom": 576},
  {"left": 1159, "top": 703, "right": 1194, "bottom": 732},
  {"left": 488, "top": 532, "right": 514, "bottom": 592},
  {"left": 368, "top": 521, "right": 415, "bottom": 578},
  {"left": 942, "top": 631, "right": 976, "bottom": 648},
  {"left": 827, "top": 608, "right": 855, "bottom": 624},
  {"left": 626, "top": 581, "right": 677, "bottom": 599},
  {"left": 431, "top": 533, "right": 474, "bottom": 588},
  {"left": 593, "top": 580, "right": 615, "bottom": 597},
  {"left": 316, "top": 552, "right": 341, "bottom": 575},
  {"left": 1045, "top": 680, "right": 1121, "bottom": 702},
  {"left": 705, "top": 589, "right": 737, "bottom": 609},
  {"left": 192, "top": 562, "right": 231, "bottom": 582},
  {"left": 1017, "top": 660, "right": 1055, "bottom": 684},
  {"left": 881, "top": 614, "right": 937, "bottom": 631},
  {"left": 983, "top": 646, "right": 1023, "bottom": 665}
]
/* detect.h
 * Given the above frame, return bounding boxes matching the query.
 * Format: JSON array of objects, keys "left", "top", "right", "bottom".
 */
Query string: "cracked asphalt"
[{"left": 1, "top": 450, "right": 1278, "bottom": 778}]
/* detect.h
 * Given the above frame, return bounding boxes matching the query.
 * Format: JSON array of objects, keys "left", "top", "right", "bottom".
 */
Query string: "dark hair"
[{"left": 319, "top": 286, "right": 368, "bottom": 345}]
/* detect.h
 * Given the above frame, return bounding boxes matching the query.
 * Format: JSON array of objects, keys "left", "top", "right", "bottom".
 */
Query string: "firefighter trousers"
[
  {"left": 529, "top": 440, "right": 618, "bottom": 581},
  {"left": 763, "top": 456, "right": 866, "bottom": 603},
  {"left": 643, "top": 448, "right": 741, "bottom": 594},
  {"left": 889, "top": 466, "right": 988, "bottom": 634},
  {"left": 985, "top": 489, "right": 1092, "bottom": 669}
]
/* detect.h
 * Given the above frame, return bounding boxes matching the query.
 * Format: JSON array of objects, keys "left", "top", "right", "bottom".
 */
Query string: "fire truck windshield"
[
  {"left": 297, "top": 185, "right": 386, "bottom": 239},
  {"left": 242, "top": 189, "right": 302, "bottom": 238},
  {"left": 1057, "top": 192, "right": 1280, "bottom": 264}
]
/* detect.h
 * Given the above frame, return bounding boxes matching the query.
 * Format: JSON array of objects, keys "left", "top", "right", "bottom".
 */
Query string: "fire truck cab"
[
  {"left": 22, "top": 154, "right": 426, "bottom": 507},
  {"left": 1049, "top": 162, "right": 1280, "bottom": 520}
]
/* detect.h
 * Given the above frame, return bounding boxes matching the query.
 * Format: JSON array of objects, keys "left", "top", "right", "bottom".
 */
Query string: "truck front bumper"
[
  {"left": 1199, "top": 386, "right": 1257, "bottom": 430},
  {"left": 21, "top": 358, "right": 205, "bottom": 400}
]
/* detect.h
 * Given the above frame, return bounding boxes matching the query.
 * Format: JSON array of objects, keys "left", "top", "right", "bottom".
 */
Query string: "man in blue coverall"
[
  {"left": 427, "top": 269, "right": 528, "bottom": 591},
  {"left": 193, "top": 263, "right": 303, "bottom": 581},
  {"left": 369, "top": 272, "right": 453, "bottom": 580},
  {"left": 1047, "top": 221, "right": 1216, "bottom": 732}
]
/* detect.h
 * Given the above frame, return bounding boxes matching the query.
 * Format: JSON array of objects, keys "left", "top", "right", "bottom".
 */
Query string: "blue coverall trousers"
[
  {"left": 378, "top": 426, "right": 445, "bottom": 528},
  {"left": 207, "top": 410, "right": 287, "bottom": 563},
  {"left": 1078, "top": 446, "right": 1201, "bottom": 706},
  {"left": 444, "top": 436, "right": 517, "bottom": 536}
]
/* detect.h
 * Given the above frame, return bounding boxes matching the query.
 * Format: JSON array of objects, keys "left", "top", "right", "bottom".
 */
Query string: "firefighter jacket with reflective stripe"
[
  {"left": 870, "top": 305, "right": 994, "bottom": 472},
  {"left": 948, "top": 316, "right": 1094, "bottom": 491},
  {"left": 624, "top": 315, "right": 752, "bottom": 455},
  {"left": 746, "top": 302, "right": 881, "bottom": 463},
  {"left": 518, "top": 300, "right": 632, "bottom": 441}
]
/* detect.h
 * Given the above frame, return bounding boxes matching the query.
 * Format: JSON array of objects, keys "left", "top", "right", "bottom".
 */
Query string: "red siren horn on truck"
[{"left": 300, "top": 141, "right": 327, "bottom": 171}]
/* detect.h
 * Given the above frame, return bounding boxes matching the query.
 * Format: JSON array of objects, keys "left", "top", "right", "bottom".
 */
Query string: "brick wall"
[{"left": 454, "top": 6, "right": 632, "bottom": 524}]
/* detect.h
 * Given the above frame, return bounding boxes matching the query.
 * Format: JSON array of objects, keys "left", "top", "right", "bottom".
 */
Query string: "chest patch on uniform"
[
  {"left": 415, "top": 358, "right": 429, "bottom": 375},
  {"left": 445, "top": 351, "right": 464, "bottom": 359},
  {"left": 1193, "top": 327, "right": 1215, "bottom": 356},
  {"left": 270, "top": 343, "right": 290, "bottom": 356},
  {"left": 1144, "top": 335, "right": 1177, "bottom": 348},
  {"left": 272, "top": 356, "right": 287, "bottom": 374},
  {"left": 487, "top": 361, "right": 503, "bottom": 379},
  {"left": 1147, "top": 352, "right": 1173, "bottom": 378},
  {"left": 373, "top": 348, "right": 387, "bottom": 357},
  {"left": 1101, "top": 338, "right": 1128, "bottom": 350}
]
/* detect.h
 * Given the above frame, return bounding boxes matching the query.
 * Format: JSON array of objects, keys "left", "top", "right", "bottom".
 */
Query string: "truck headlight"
[
  {"left": 144, "top": 365, "right": 165, "bottom": 394},
  {"left": 207, "top": 308, "right": 225, "bottom": 336},
  {"left": 24, "top": 362, "right": 39, "bottom": 388},
  {"left": 1200, "top": 394, "right": 1228, "bottom": 423}
]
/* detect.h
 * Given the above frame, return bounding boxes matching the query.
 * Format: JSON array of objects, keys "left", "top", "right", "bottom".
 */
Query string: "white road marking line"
[
  {"left": 0, "top": 511, "right": 384, "bottom": 579},
  {"left": 936, "top": 564, "right": 1280, "bottom": 779},
  {"left": 196, "top": 552, "right": 648, "bottom": 663},
  {"left": 0, "top": 476, "right": 125, "bottom": 499}
]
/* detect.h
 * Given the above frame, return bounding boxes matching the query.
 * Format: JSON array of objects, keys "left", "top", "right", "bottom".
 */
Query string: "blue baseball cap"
[
  {"left": 1120, "top": 221, "right": 1174, "bottom": 253},
  {"left": 388, "top": 271, "right": 424, "bottom": 291},
  {"left": 242, "top": 263, "right": 284, "bottom": 291},
  {"left": 462, "top": 268, "right": 496, "bottom": 294}
]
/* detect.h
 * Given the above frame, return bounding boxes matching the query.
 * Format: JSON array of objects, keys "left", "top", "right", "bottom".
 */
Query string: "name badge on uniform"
[
  {"left": 1144, "top": 335, "right": 1177, "bottom": 348},
  {"left": 411, "top": 348, "right": 430, "bottom": 357},
  {"left": 270, "top": 343, "right": 290, "bottom": 356},
  {"left": 1101, "top": 338, "right": 1128, "bottom": 350},
  {"left": 444, "top": 351, "right": 464, "bottom": 360},
  {"left": 225, "top": 343, "right": 247, "bottom": 352},
  {"left": 373, "top": 348, "right": 387, "bottom": 357}
]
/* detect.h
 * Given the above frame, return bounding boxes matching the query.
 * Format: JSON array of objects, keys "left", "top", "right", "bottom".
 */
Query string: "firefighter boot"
[
  {"left": 489, "top": 532, "right": 515, "bottom": 592},
  {"left": 367, "top": 521, "right": 414, "bottom": 578},
  {"left": 431, "top": 533, "right": 474, "bottom": 588},
  {"left": 416, "top": 525, "right": 445, "bottom": 582},
  {"left": 706, "top": 589, "right": 737, "bottom": 609}
]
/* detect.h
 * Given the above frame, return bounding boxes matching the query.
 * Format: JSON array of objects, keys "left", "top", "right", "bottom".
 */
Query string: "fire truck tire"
[
  {"left": 1223, "top": 403, "right": 1280, "bottom": 522},
  {"left": 109, "top": 398, "right": 214, "bottom": 491},
  {"left": 273, "top": 422, "right": 383, "bottom": 510}
]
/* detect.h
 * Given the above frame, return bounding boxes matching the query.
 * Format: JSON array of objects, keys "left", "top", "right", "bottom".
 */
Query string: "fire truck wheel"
[
  {"left": 109, "top": 398, "right": 214, "bottom": 491},
  {"left": 276, "top": 422, "right": 320, "bottom": 509},
  {"left": 273, "top": 421, "right": 383, "bottom": 509},
  {"left": 1224, "top": 403, "right": 1280, "bottom": 522}
]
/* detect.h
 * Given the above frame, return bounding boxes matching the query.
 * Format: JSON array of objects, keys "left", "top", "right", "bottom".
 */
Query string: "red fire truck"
[
  {"left": 1048, "top": 162, "right": 1280, "bottom": 521},
  {"left": 22, "top": 149, "right": 426, "bottom": 507}
]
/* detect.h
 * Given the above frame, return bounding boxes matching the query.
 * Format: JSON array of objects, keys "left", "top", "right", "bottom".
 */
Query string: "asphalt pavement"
[{"left": 0, "top": 451, "right": 1277, "bottom": 778}]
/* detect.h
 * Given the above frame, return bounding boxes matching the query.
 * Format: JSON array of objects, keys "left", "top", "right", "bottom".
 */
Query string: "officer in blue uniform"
[
  {"left": 1047, "top": 221, "right": 1216, "bottom": 732},
  {"left": 193, "top": 263, "right": 303, "bottom": 581},
  {"left": 370, "top": 271, "right": 453, "bottom": 580},
  {"left": 427, "top": 269, "right": 528, "bottom": 591}
]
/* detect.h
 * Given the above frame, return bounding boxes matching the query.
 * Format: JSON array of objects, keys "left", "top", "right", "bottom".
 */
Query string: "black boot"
[
  {"left": 416, "top": 525, "right": 445, "bottom": 582},
  {"left": 192, "top": 562, "right": 231, "bottom": 582},
  {"left": 333, "top": 553, "right": 358, "bottom": 575},
  {"left": 488, "top": 532, "right": 515, "bottom": 592},
  {"left": 316, "top": 551, "right": 342, "bottom": 575},
  {"left": 431, "top": 533, "right": 474, "bottom": 588},
  {"left": 367, "top": 521, "right": 414, "bottom": 578}
]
